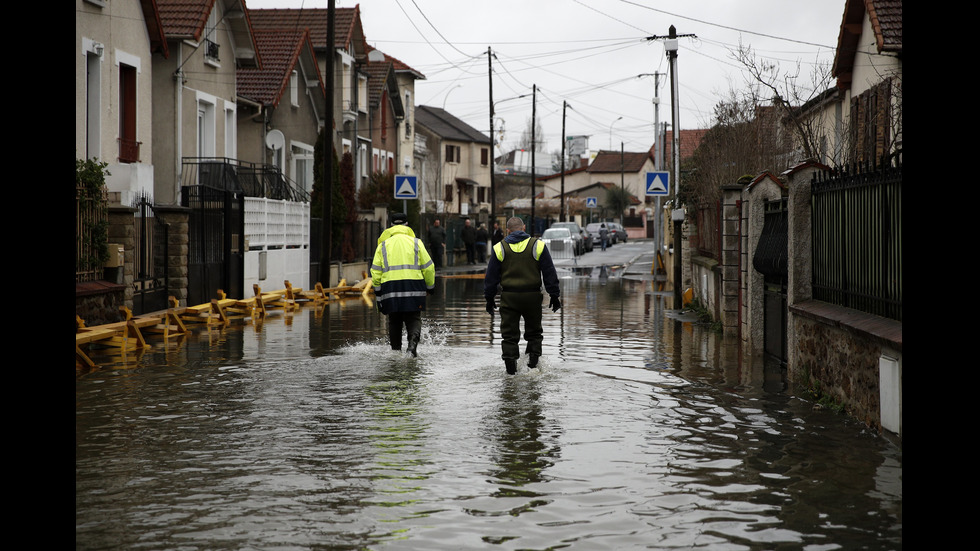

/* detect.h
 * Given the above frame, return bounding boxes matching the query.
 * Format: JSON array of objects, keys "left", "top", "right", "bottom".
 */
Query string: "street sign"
[
  {"left": 394, "top": 175, "right": 418, "bottom": 199},
  {"left": 645, "top": 171, "right": 669, "bottom": 196},
  {"left": 585, "top": 196, "right": 598, "bottom": 208}
]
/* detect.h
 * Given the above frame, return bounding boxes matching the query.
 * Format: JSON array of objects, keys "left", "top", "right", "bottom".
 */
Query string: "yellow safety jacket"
[{"left": 370, "top": 225, "right": 436, "bottom": 313}]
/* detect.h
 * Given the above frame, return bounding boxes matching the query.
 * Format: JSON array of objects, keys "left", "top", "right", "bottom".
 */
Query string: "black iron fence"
[
  {"left": 131, "top": 193, "right": 170, "bottom": 315},
  {"left": 182, "top": 185, "right": 245, "bottom": 305},
  {"left": 811, "top": 156, "right": 902, "bottom": 321}
]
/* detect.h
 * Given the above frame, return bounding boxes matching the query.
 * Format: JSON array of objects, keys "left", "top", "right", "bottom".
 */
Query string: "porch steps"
[{"left": 76, "top": 277, "right": 376, "bottom": 372}]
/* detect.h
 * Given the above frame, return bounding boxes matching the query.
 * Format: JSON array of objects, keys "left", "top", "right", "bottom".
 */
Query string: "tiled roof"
[
  {"left": 156, "top": 0, "right": 214, "bottom": 41},
  {"left": 363, "top": 60, "right": 392, "bottom": 108},
  {"left": 237, "top": 29, "right": 311, "bottom": 106},
  {"left": 366, "top": 45, "right": 425, "bottom": 79},
  {"left": 416, "top": 105, "right": 490, "bottom": 144},
  {"left": 248, "top": 7, "right": 361, "bottom": 51},
  {"left": 662, "top": 129, "right": 708, "bottom": 163},
  {"left": 866, "top": 0, "right": 902, "bottom": 53},
  {"left": 587, "top": 150, "right": 653, "bottom": 173},
  {"left": 833, "top": 0, "right": 902, "bottom": 84}
]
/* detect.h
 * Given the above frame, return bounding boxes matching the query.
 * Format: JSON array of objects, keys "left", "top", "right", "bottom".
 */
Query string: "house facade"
[
  {"left": 236, "top": 28, "right": 325, "bottom": 198},
  {"left": 76, "top": 0, "right": 168, "bottom": 206},
  {"left": 152, "top": 0, "right": 259, "bottom": 206},
  {"left": 414, "top": 106, "right": 492, "bottom": 217}
]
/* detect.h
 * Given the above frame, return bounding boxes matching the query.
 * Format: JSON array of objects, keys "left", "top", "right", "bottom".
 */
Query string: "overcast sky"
[{"left": 245, "top": 0, "right": 844, "bottom": 155}]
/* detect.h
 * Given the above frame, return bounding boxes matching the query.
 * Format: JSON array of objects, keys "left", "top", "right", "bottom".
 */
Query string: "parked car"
[
  {"left": 586, "top": 223, "right": 613, "bottom": 248},
  {"left": 540, "top": 227, "right": 575, "bottom": 257},
  {"left": 607, "top": 222, "right": 628, "bottom": 244},
  {"left": 550, "top": 222, "right": 591, "bottom": 254}
]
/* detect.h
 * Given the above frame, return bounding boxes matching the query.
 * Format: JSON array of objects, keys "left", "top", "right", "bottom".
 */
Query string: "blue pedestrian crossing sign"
[
  {"left": 645, "top": 171, "right": 669, "bottom": 196},
  {"left": 394, "top": 175, "right": 418, "bottom": 199},
  {"left": 585, "top": 197, "right": 598, "bottom": 208}
]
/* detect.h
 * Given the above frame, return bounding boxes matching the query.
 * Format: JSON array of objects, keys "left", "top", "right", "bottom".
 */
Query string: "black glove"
[
  {"left": 426, "top": 288, "right": 435, "bottom": 295},
  {"left": 486, "top": 297, "right": 496, "bottom": 315},
  {"left": 549, "top": 295, "right": 562, "bottom": 312}
]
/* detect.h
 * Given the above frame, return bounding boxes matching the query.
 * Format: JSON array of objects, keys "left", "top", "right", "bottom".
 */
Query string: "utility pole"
[
  {"left": 649, "top": 25, "right": 693, "bottom": 310},
  {"left": 530, "top": 84, "right": 536, "bottom": 234},
  {"left": 320, "top": 0, "right": 335, "bottom": 286},
  {"left": 560, "top": 100, "right": 567, "bottom": 222},
  {"left": 488, "top": 47, "right": 495, "bottom": 225}
]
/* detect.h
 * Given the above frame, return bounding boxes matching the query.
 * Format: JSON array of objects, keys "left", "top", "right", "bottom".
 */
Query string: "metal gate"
[
  {"left": 753, "top": 198, "right": 788, "bottom": 367},
  {"left": 182, "top": 185, "right": 245, "bottom": 305},
  {"left": 131, "top": 193, "right": 170, "bottom": 315}
]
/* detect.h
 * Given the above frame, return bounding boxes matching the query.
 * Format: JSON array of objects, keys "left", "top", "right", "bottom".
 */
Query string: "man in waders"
[
  {"left": 371, "top": 212, "right": 436, "bottom": 357},
  {"left": 483, "top": 216, "right": 561, "bottom": 374}
]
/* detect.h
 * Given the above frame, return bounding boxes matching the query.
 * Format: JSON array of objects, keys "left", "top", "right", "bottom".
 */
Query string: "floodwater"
[{"left": 76, "top": 273, "right": 902, "bottom": 550}]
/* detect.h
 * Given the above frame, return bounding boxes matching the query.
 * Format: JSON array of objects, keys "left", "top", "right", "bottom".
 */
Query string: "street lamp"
[
  {"left": 608, "top": 116, "right": 622, "bottom": 149},
  {"left": 442, "top": 84, "right": 462, "bottom": 109}
]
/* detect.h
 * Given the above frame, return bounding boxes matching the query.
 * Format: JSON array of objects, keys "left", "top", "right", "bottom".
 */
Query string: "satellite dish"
[{"left": 265, "top": 129, "right": 285, "bottom": 151}]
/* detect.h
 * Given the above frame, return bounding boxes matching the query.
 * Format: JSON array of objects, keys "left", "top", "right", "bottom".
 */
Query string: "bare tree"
[{"left": 731, "top": 41, "right": 836, "bottom": 165}]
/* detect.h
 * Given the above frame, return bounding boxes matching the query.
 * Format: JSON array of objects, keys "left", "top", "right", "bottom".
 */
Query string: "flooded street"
[{"left": 76, "top": 269, "right": 902, "bottom": 550}]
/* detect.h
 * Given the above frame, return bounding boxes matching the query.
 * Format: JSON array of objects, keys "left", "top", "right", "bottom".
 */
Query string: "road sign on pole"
[
  {"left": 645, "top": 172, "right": 669, "bottom": 196},
  {"left": 394, "top": 175, "right": 418, "bottom": 199},
  {"left": 585, "top": 197, "right": 597, "bottom": 208}
]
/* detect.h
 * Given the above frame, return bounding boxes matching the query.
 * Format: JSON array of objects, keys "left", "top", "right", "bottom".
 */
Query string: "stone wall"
[{"left": 792, "top": 311, "right": 885, "bottom": 430}]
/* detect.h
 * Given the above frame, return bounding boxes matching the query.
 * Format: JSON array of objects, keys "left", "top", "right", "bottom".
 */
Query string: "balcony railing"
[
  {"left": 205, "top": 39, "right": 220, "bottom": 62},
  {"left": 180, "top": 157, "right": 309, "bottom": 202},
  {"left": 118, "top": 138, "right": 141, "bottom": 163}
]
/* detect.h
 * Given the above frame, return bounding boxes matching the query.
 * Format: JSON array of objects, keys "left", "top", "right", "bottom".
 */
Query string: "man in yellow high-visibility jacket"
[
  {"left": 371, "top": 212, "right": 436, "bottom": 357},
  {"left": 484, "top": 217, "right": 561, "bottom": 374}
]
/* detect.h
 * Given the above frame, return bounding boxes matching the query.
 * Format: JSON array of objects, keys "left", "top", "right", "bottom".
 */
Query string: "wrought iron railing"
[
  {"left": 811, "top": 155, "right": 902, "bottom": 321},
  {"left": 180, "top": 157, "right": 309, "bottom": 202},
  {"left": 76, "top": 184, "right": 108, "bottom": 283}
]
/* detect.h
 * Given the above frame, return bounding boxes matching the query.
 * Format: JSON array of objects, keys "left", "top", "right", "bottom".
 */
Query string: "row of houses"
[
  {"left": 76, "top": 0, "right": 495, "bottom": 209},
  {"left": 75, "top": 0, "right": 503, "bottom": 316}
]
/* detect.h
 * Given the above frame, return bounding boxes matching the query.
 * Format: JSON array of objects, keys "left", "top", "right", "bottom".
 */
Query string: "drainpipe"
[{"left": 174, "top": 43, "right": 183, "bottom": 205}]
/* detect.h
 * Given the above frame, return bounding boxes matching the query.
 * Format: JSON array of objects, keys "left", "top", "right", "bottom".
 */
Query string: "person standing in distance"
[
  {"left": 483, "top": 216, "right": 561, "bottom": 375},
  {"left": 427, "top": 218, "right": 446, "bottom": 270},
  {"left": 491, "top": 221, "right": 504, "bottom": 247},
  {"left": 371, "top": 212, "right": 436, "bottom": 357},
  {"left": 461, "top": 218, "right": 477, "bottom": 265}
]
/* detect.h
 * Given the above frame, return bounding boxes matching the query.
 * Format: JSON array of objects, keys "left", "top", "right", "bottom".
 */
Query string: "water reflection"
[{"left": 76, "top": 275, "right": 901, "bottom": 550}]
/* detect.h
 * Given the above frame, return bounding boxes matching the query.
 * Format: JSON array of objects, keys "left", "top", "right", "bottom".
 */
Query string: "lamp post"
[
  {"left": 608, "top": 116, "right": 622, "bottom": 150},
  {"left": 442, "top": 84, "right": 462, "bottom": 110}
]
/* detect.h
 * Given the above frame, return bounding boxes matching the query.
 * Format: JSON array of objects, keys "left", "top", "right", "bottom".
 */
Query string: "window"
[
  {"left": 850, "top": 79, "right": 893, "bottom": 164},
  {"left": 292, "top": 142, "right": 314, "bottom": 196},
  {"left": 85, "top": 43, "right": 102, "bottom": 160},
  {"left": 445, "top": 144, "right": 460, "bottom": 163},
  {"left": 481, "top": 147, "right": 489, "bottom": 166},
  {"left": 204, "top": 8, "right": 219, "bottom": 64},
  {"left": 290, "top": 70, "right": 299, "bottom": 107},
  {"left": 118, "top": 63, "right": 138, "bottom": 163},
  {"left": 224, "top": 105, "right": 236, "bottom": 158},
  {"left": 478, "top": 186, "right": 486, "bottom": 203},
  {"left": 197, "top": 96, "right": 216, "bottom": 158},
  {"left": 444, "top": 184, "right": 453, "bottom": 202}
]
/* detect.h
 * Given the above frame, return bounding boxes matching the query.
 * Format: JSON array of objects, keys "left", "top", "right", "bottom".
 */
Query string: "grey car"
[
  {"left": 550, "top": 222, "right": 591, "bottom": 255},
  {"left": 586, "top": 223, "right": 613, "bottom": 247}
]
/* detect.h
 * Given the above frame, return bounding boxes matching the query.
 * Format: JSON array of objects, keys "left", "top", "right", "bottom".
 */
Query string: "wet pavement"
[{"left": 76, "top": 237, "right": 902, "bottom": 550}]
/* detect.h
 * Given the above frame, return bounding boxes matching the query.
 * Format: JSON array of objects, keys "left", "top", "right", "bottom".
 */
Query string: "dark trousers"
[
  {"left": 465, "top": 243, "right": 476, "bottom": 264},
  {"left": 499, "top": 291, "right": 543, "bottom": 360},
  {"left": 476, "top": 242, "right": 486, "bottom": 263},
  {"left": 388, "top": 311, "right": 422, "bottom": 350},
  {"left": 431, "top": 243, "right": 444, "bottom": 269}
]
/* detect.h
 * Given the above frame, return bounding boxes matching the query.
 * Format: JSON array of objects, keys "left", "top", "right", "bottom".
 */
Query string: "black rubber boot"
[
  {"left": 528, "top": 354, "right": 539, "bottom": 368},
  {"left": 407, "top": 339, "right": 418, "bottom": 357},
  {"left": 504, "top": 359, "right": 517, "bottom": 375}
]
